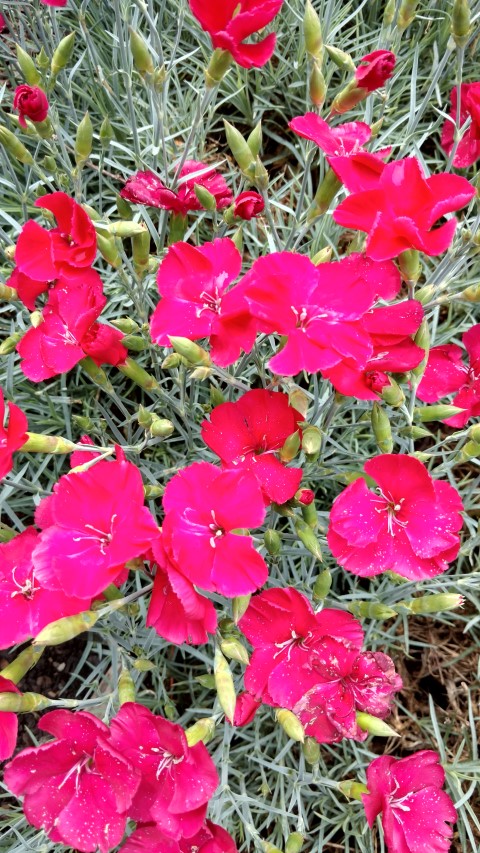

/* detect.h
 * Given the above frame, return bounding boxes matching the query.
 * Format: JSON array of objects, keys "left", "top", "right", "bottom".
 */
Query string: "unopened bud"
[
  {"left": 129, "top": 27, "right": 154, "bottom": 75},
  {"left": 0, "top": 691, "right": 51, "bottom": 713},
  {"left": 400, "top": 593, "right": 464, "bottom": 615},
  {"left": 381, "top": 378, "right": 405, "bottom": 408},
  {"left": 302, "top": 425, "right": 322, "bottom": 457},
  {"left": 398, "top": 0, "right": 419, "bottom": 30},
  {"left": 288, "top": 386, "right": 310, "bottom": 417},
  {"left": 399, "top": 248, "right": 421, "bottom": 284},
  {"left": 452, "top": 0, "right": 472, "bottom": 47},
  {"left": 231, "top": 226, "right": 243, "bottom": 253},
  {"left": 220, "top": 638, "right": 249, "bottom": 666},
  {"left": 232, "top": 594, "right": 251, "bottom": 623},
  {"left": 111, "top": 317, "right": 139, "bottom": 334},
  {"left": 330, "top": 80, "right": 368, "bottom": 116},
  {"left": 133, "top": 658, "right": 155, "bottom": 671},
  {"left": 279, "top": 430, "right": 301, "bottom": 462},
  {"left": 51, "top": 32, "right": 76, "bottom": 76},
  {"left": 338, "top": 780, "right": 369, "bottom": 800},
  {"left": 205, "top": 48, "right": 233, "bottom": 88},
  {"left": 247, "top": 122, "right": 263, "bottom": 158},
  {"left": 194, "top": 184, "right": 217, "bottom": 211},
  {"left": 286, "top": 833, "right": 304, "bottom": 853},
  {"left": 34, "top": 610, "right": 99, "bottom": 646},
  {"left": 96, "top": 232, "right": 122, "bottom": 268},
  {"left": 214, "top": 648, "right": 236, "bottom": 723},
  {"left": 80, "top": 356, "right": 115, "bottom": 392},
  {"left": 276, "top": 709, "right": 305, "bottom": 742},
  {"left": 469, "top": 423, "right": 480, "bottom": 442},
  {"left": 295, "top": 518, "right": 322, "bottom": 561},
  {"left": 461, "top": 283, "right": 480, "bottom": 302},
  {"left": 123, "top": 335, "right": 147, "bottom": 352},
  {"left": 21, "top": 433, "right": 76, "bottom": 454},
  {"left": 262, "top": 844, "right": 283, "bottom": 853},
  {"left": 414, "top": 285, "right": 435, "bottom": 305},
  {"left": 302, "top": 736, "right": 320, "bottom": 765},
  {"left": 153, "top": 65, "right": 167, "bottom": 91},
  {"left": 118, "top": 357, "right": 160, "bottom": 392},
  {"left": 118, "top": 667, "right": 136, "bottom": 705},
  {"left": 224, "top": 120, "right": 256, "bottom": 176},
  {"left": 162, "top": 352, "right": 187, "bottom": 369},
  {"left": 0, "top": 645, "right": 44, "bottom": 684},
  {"left": 150, "top": 416, "right": 174, "bottom": 438},
  {"left": 75, "top": 111, "right": 93, "bottom": 166},
  {"left": 169, "top": 336, "right": 211, "bottom": 366},
  {"left": 301, "top": 501, "right": 317, "bottom": 530},
  {"left": 100, "top": 116, "right": 114, "bottom": 148},
  {"left": 0, "top": 282, "right": 18, "bottom": 301},
  {"left": 347, "top": 600, "right": 397, "bottom": 619},
  {"left": 107, "top": 221, "right": 148, "bottom": 238},
  {"left": 16, "top": 44, "right": 41, "bottom": 85},
  {"left": 210, "top": 386, "right": 225, "bottom": 407},
  {"left": 185, "top": 717, "right": 216, "bottom": 746},
  {"left": 254, "top": 157, "right": 269, "bottom": 191},
  {"left": 416, "top": 404, "right": 465, "bottom": 422},
  {"left": 304, "top": 0, "right": 323, "bottom": 59},
  {"left": 309, "top": 62, "right": 327, "bottom": 107},
  {"left": 132, "top": 229, "right": 151, "bottom": 276},
  {"left": 325, "top": 44, "right": 356, "bottom": 72},
  {"left": 0, "top": 126, "right": 34, "bottom": 165},
  {"left": 137, "top": 405, "right": 153, "bottom": 428},
  {"left": 264, "top": 529, "right": 282, "bottom": 556},
  {"left": 313, "top": 569, "right": 332, "bottom": 601},
  {"left": 311, "top": 246, "right": 333, "bottom": 265},
  {"left": 310, "top": 169, "right": 341, "bottom": 217},
  {"left": 455, "top": 439, "right": 480, "bottom": 462},
  {"left": 383, "top": 0, "right": 396, "bottom": 26},
  {"left": 371, "top": 403, "right": 393, "bottom": 453},
  {"left": 356, "top": 712, "right": 399, "bottom": 737}
]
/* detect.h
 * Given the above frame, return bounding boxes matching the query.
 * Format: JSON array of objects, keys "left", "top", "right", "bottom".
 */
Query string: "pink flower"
[
  {"left": 13, "top": 85, "right": 48, "bottom": 128},
  {"left": 355, "top": 50, "right": 396, "bottom": 92},
  {"left": 4, "top": 709, "right": 140, "bottom": 853},
  {"left": 162, "top": 461, "right": 267, "bottom": 597},
  {"left": 289, "top": 114, "right": 390, "bottom": 191},
  {"left": 188, "top": 0, "right": 284, "bottom": 69},
  {"left": 150, "top": 238, "right": 256, "bottom": 368},
  {"left": 327, "top": 454, "right": 464, "bottom": 580},
  {"left": 238, "top": 587, "right": 363, "bottom": 707},
  {"left": 293, "top": 639, "right": 402, "bottom": 743},
  {"left": 6, "top": 264, "right": 104, "bottom": 311},
  {"left": 0, "top": 527, "right": 89, "bottom": 648},
  {"left": 0, "top": 676, "right": 20, "bottom": 761},
  {"left": 121, "top": 161, "right": 232, "bottom": 215},
  {"left": 0, "top": 388, "right": 28, "bottom": 480},
  {"left": 108, "top": 703, "right": 219, "bottom": 837},
  {"left": 70, "top": 435, "right": 100, "bottom": 469},
  {"left": 441, "top": 83, "right": 480, "bottom": 169},
  {"left": 0, "top": 13, "right": 7, "bottom": 30},
  {"left": 333, "top": 157, "right": 476, "bottom": 260},
  {"left": 15, "top": 192, "right": 97, "bottom": 280},
  {"left": 362, "top": 750, "right": 457, "bottom": 853},
  {"left": 32, "top": 451, "right": 159, "bottom": 599},
  {"left": 231, "top": 692, "right": 261, "bottom": 727},
  {"left": 146, "top": 537, "right": 217, "bottom": 645},
  {"left": 201, "top": 389, "right": 303, "bottom": 504},
  {"left": 417, "top": 324, "right": 480, "bottom": 427},
  {"left": 121, "top": 820, "right": 238, "bottom": 853},
  {"left": 243, "top": 251, "right": 400, "bottom": 376},
  {"left": 40, "top": 0, "right": 68, "bottom": 5},
  {"left": 233, "top": 191, "right": 265, "bottom": 220}
]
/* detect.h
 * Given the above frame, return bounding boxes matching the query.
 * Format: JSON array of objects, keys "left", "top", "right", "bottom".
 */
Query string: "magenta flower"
[
  {"left": 32, "top": 451, "right": 160, "bottom": 599},
  {"left": 121, "top": 161, "right": 232, "bottom": 215},
  {"left": 4, "top": 709, "right": 140, "bottom": 853},
  {"left": 13, "top": 85, "right": 49, "bottom": 128},
  {"left": 150, "top": 238, "right": 256, "bottom": 367},
  {"left": 0, "top": 676, "right": 20, "bottom": 761},
  {"left": 289, "top": 114, "right": 390, "bottom": 191},
  {"left": 40, "top": 0, "right": 68, "bottom": 5},
  {"left": 328, "top": 454, "right": 464, "bottom": 580},
  {"left": 441, "top": 83, "right": 480, "bottom": 169},
  {"left": 201, "top": 389, "right": 303, "bottom": 504},
  {"left": 6, "top": 265, "right": 104, "bottom": 312},
  {"left": 243, "top": 251, "right": 400, "bottom": 376},
  {"left": 108, "top": 703, "right": 219, "bottom": 838},
  {"left": 121, "top": 820, "right": 238, "bottom": 853},
  {"left": 0, "top": 527, "right": 89, "bottom": 648},
  {"left": 189, "top": 0, "right": 284, "bottom": 69},
  {"left": 238, "top": 587, "right": 364, "bottom": 707},
  {"left": 0, "top": 388, "right": 28, "bottom": 480},
  {"left": 362, "top": 751, "right": 457, "bottom": 853},
  {"left": 417, "top": 324, "right": 480, "bottom": 427},
  {"left": 233, "top": 190, "right": 265, "bottom": 220},
  {"left": 333, "top": 157, "right": 476, "bottom": 260},
  {"left": 354, "top": 50, "right": 396, "bottom": 92},
  {"left": 231, "top": 692, "right": 262, "bottom": 727},
  {"left": 162, "top": 461, "right": 267, "bottom": 597},
  {"left": 146, "top": 537, "right": 217, "bottom": 645}
]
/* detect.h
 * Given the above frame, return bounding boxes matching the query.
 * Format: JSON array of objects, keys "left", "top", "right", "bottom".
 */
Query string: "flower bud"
[
  {"left": 383, "top": 0, "right": 396, "bottom": 25},
  {"left": 398, "top": 0, "right": 419, "bottom": 30},
  {"left": 264, "top": 529, "right": 282, "bottom": 556},
  {"left": 276, "top": 709, "right": 305, "bottom": 742},
  {"left": 150, "top": 416, "right": 174, "bottom": 438},
  {"left": 338, "top": 780, "right": 369, "bottom": 800},
  {"left": 452, "top": 0, "right": 472, "bottom": 47},
  {"left": 247, "top": 121, "right": 262, "bottom": 158},
  {"left": 262, "top": 844, "right": 283, "bottom": 853},
  {"left": 122, "top": 335, "right": 147, "bottom": 352},
  {"left": 224, "top": 120, "right": 256, "bottom": 176},
  {"left": 371, "top": 403, "right": 393, "bottom": 453},
  {"left": 144, "top": 484, "right": 163, "bottom": 499},
  {"left": 399, "top": 593, "right": 464, "bottom": 615},
  {"left": 310, "top": 169, "right": 341, "bottom": 217},
  {"left": 169, "top": 336, "right": 211, "bottom": 366},
  {"left": 302, "top": 736, "right": 320, "bottom": 765},
  {"left": 279, "top": 430, "right": 301, "bottom": 462},
  {"left": 210, "top": 386, "right": 225, "bottom": 407},
  {"left": 80, "top": 356, "right": 115, "bottom": 392},
  {"left": 129, "top": 27, "right": 154, "bottom": 75},
  {"left": 0, "top": 331, "right": 24, "bottom": 356},
  {"left": 309, "top": 62, "right": 327, "bottom": 107},
  {"left": 295, "top": 518, "right": 322, "bottom": 561},
  {"left": 21, "top": 433, "right": 76, "bottom": 454},
  {"left": 214, "top": 648, "right": 236, "bottom": 723},
  {"left": 301, "top": 501, "right": 317, "bottom": 529},
  {"left": 231, "top": 226, "right": 243, "bottom": 253},
  {"left": 153, "top": 65, "right": 167, "bottom": 91},
  {"left": 325, "top": 44, "right": 356, "bottom": 72},
  {"left": 416, "top": 404, "right": 465, "bottom": 422},
  {"left": 0, "top": 126, "right": 34, "bottom": 165},
  {"left": 99, "top": 116, "right": 114, "bottom": 148},
  {"left": 185, "top": 717, "right": 216, "bottom": 746},
  {"left": 455, "top": 439, "right": 480, "bottom": 462},
  {"left": 0, "top": 691, "right": 51, "bottom": 713},
  {"left": 347, "top": 600, "right": 397, "bottom": 619},
  {"left": 137, "top": 405, "right": 154, "bottom": 428},
  {"left": 74, "top": 111, "right": 93, "bottom": 167},
  {"left": 469, "top": 423, "right": 480, "bottom": 442},
  {"left": 118, "top": 667, "right": 136, "bottom": 705},
  {"left": 220, "top": 638, "right": 250, "bottom": 666},
  {"left": 254, "top": 157, "right": 269, "bottom": 191},
  {"left": 302, "top": 425, "right": 322, "bottom": 457},
  {"left": 16, "top": 44, "right": 41, "bottom": 85},
  {"left": 51, "top": 32, "right": 76, "bottom": 76},
  {"left": 288, "top": 386, "right": 310, "bottom": 417},
  {"left": 194, "top": 184, "right": 217, "bottom": 211},
  {"left": 118, "top": 357, "right": 160, "bottom": 392},
  {"left": 304, "top": 0, "right": 323, "bottom": 59},
  {"left": 33, "top": 610, "right": 99, "bottom": 646},
  {"left": 232, "top": 594, "right": 251, "bottom": 623},
  {"left": 96, "top": 232, "right": 122, "bottom": 268},
  {"left": 312, "top": 246, "right": 333, "bottom": 265},
  {"left": 205, "top": 48, "right": 233, "bottom": 88},
  {"left": 0, "top": 282, "right": 18, "bottom": 301},
  {"left": 313, "top": 569, "right": 332, "bottom": 601},
  {"left": 107, "top": 221, "right": 148, "bottom": 238},
  {"left": 381, "top": 378, "right": 405, "bottom": 407},
  {"left": 162, "top": 352, "right": 187, "bottom": 369},
  {"left": 330, "top": 80, "right": 368, "bottom": 116},
  {"left": 111, "top": 317, "right": 139, "bottom": 334},
  {"left": 286, "top": 833, "right": 304, "bottom": 853},
  {"left": 461, "top": 283, "right": 480, "bottom": 302},
  {"left": 133, "top": 658, "right": 155, "bottom": 671},
  {"left": 0, "top": 645, "right": 44, "bottom": 684},
  {"left": 356, "top": 712, "right": 399, "bottom": 737}
]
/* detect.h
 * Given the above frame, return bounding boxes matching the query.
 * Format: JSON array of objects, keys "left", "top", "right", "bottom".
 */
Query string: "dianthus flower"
[
  {"left": 40, "top": 0, "right": 68, "bottom": 5},
  {"left": 121, "top": 161, "right": 232, "bottom": 215},
  {"left": 327, "top": 454, "right": 464, "bottom": 579},
  {"left": 121, "top": 820, "right": 238, "bottom": 853},
  {"left": 417, "top": 323, "right": 480, "bottom": 427},
  {"left": 333, "top": 157, "right": 475, "bottom": 260},
  {"left": 108, "top": 703, "right": 219, "bottom": 838},
  {"left": 4, "top": 709, "right": 140, "bottom": 853},
  {"left": 355, "top": 50, "right": 396, "bottom": 92},
  {"left": 162, "top": 461, "right": 267, "bottom": 597},
  {"left": 0, "top": 676, "right": 20, "bottom": 761},
  {"left": 201, "top": 389, "right": 303, "bottom": 504},
  {"left": 32, "top": 450, "right": 160, "bottom": 599},
  {"left": 243, "top": 251, "right": 400, "bottom": 376},
  {"left": 232, "top": 190, "right": 265, "bottom": 219},
  {"left": 6, "top": 264, "right": 104, "bottom": 311},
  {"left": 15, "top": 192, "right": 97, "bottom": 280},
  {"left": 13, "top": 85, "right": 49, "bottom": 127},
  {"left": 441, "top": 82, "right": 480, "bottom": 169},
  {"left": 362, "top": 750, "right": 457, "bottom": 853},
  {"left": 188, "top": 0, "right": 284, "bottom": 69},
  {"left": 0, "top": 387, "right": 28, "bottom": 480},
  {"left": 150, "top": 238, "right": 256, "bottom": 367}
]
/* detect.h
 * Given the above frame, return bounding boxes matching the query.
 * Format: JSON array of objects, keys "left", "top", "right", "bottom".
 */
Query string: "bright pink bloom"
[
  {"left": 121, "top": 820, "right": 238, "bottom": 853},
  {"left": 441, "top": 83, "right": 480, "bottom": 169},
  {"left": 243, "top": 252, "right": 400, "bottom": 376},
  {"left": 355, "top": 50, "right": 396, "bottom": 91},
  {"left": 296, "top": 488, "right": 315, "bottom": 505},
  {"left": 108, "top": 703, "right": 219, "bottom": 837},
  {"left": 333, "top": 157, "right": 475, "bottom": 260},
  {"left": 0, "top": 676, "right": 20, "bottom": 761},
  {"left": 15, "top": 192, "right": 97, "bottom": 280},
  {"left": 0, "top": 13, "right": 7, "bottom": 30},
  {"left": 189, "top": 0, "right": 284, "bottom": 69},
  {"left": 32, "top": 452, "right": 159, "bottom": 599},
  {"left": 162, "top": 461, "right": 267, "bottom": 597},
  {"left": 327, "top": 454, "right": 464, "bottom": 580},
  {"left": 0, "top": 388, "right": 28, "bottom": 480},
  {"left": 201, "top": 389, "right": 303, "bottom": 504},
  {"left": 40, "top": 0, "right": 68, "bottom": 5},
  {"left": 289, "top": 114, "right": 390, "bottom": 191},
  {"left": 4, "top": 709, "right": 140, "bottom": 853},
  {"left": 233, "top": 191, "right": 265, "bottom": 220},
  {"left": 293, "top": 639, "right": 402, "bottom": 743},
  {"left": 150, "top": 238, "right": 256, "bottom": 368},
  {"left": 0, "top": 527, "right": 89, "bottom": 648},
  {"left": 6, "top": 265, "right": 103, "bottom": 311},
  {"left": 121, "top": 161, "right": 232, "bottom": 215},
  {"left": 362, "top": 750, "right": 457, "bottom": 853},
  {"left": 231, "top": 692, "right": 261, "bottom": 727},
  {"left": 13, "top": 85, "right": 48, "bottom": 128},
  {"left": 417, "top": 324, "right": 480, "bottom": 427},
  {"left": 69, "top": 435, "right": 100, "bottom": 469},
  {"left": 238, "top": 587, "right": 363, "bottom": 707},
  {"left": 146, "top": 537, "right": 217, "bottom": 645}
]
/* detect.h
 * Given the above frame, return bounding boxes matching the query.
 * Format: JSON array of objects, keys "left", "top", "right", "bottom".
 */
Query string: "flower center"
[
  {"left": 150, "top": 747, "right": 184, "bottom": 779},
  {"left": 373, "top": 488, "right": 407, "bottom": 537},
  {"left": 10, "top": 565, "right": 38, "bottom": 600},
  {"left": 72, "top": 514, "right": 117, "bottom": 555},
  {"left": 291, "top": 305, "right": 329, "bottom": 332},
  {"left": 196, "top": 287, "right": 222, "bottom": 317},
  {"left": 208, "top": 509, "right": 225, "bottom": 548},
  {"left": 273, "top": 630, "right": 311, "bottom": 660},
  {"left": 58, "top": 755, "right": 92, "bottom": 792}
]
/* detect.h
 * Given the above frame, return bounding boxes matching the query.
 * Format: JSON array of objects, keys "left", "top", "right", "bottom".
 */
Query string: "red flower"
[
  {"left": 0, "top": 387, "right": 28, "bottom": 480},
  {"left": 32, "top": 451, "right": 159, "bottom": 599},
  {"left": 333, "top": 157, "right": 475, "bottom": 260},
  {"left": 417, "top": 324, "right": 480, "bottom": 427},
  {"left": 108, "top": 703, "right": 219, "bottom": 837},
  {"left": 201, "top": 389, "right": 303, "bottom": 504},
  {"left": 121, "top": 820, "right": 238, "bottom": 853},
  {"left": 354, "top": 50, "right": 396, "bottom": 92},
  {"left": 327, "top": 454, "right": 464, "bottom": 580},
  {"left": 188, "top": 0, "right": 284, "bottom": 69},
  {"left": 289, "top": 113, "right": 390, "bottom": 191},
  {"left": 441, "top": 83, "right": 480, "bottom": 169},
  {"left": 233, "top": 191, "right": 265, "bottom": 220},
  {"left": 0, "top": 13, "right": 7, "bottom": 30},
  {"left": 15, "top": 192, "right": 97, "bottom": 279},
  {"left": 362, "top": 751, "right": 457, "bottom": 853},
  {"left": 162, "top": 461, "right": 267, "bottom": 597},
  {"left": 13, "top": 85, "right": 49, "bottom": 128},
  {"left": 231, "top": 692, "right": 262, "bottom": 727},
  {"left": 150, "top": 238, "right": 256, "bottom": 367},
  {"left": 6, "top": 265, "right": 103, "bottom": 311},
  {"left": 0, "top": 676, "right": 20, "bottom": 761},
  {"left": 4, "top": 709, "right": 140, "bottom": 853},
  {"left": 120, "top": 161, "right": 232, "bottom": 215},
  {"left": 40, "top": 0, "right": 68, "bottom": 5}
]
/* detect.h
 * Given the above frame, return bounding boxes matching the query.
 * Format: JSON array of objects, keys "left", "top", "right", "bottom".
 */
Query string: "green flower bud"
[
  {"left": 137, "top": 405, "right": 154, "bottom": 428},
  {"left": 304, "top": 0, "right": 323, "bottom": 59},
  {"left": 100, "top": 116, "right": 114, "bottom": 148},
  {"left": 224, "top": 120, "right": 256, "bottom": 176},
  {"left": 168, "top": 213, "right": 187, "bottom": 245},
  {"left": 276, "top": 709, "right": 305, "bottom": 742},
  {"left": 220, "top": 638, "right": 250, "bottom": 666},
  {"left": 399, "top": 593, "right": 464, "bottom": 615},
  {"left": 398, "top": 249, "right": 421, "bottom": 283},
  {"left": 118, "top": 357, "right": 160, "bottom": 392},
  {"left": 205, "top": 48, "right": 233, "bottom": 87},
  {"left": 194, "top": 184, "right": 217, "bottom": 211},
  {"left": 75, "top": 112, "right": 93, "bottom": 167},
  {"left": 153, "top": 65, "right": 167, "bottom": 91},
  {"left": 231, "top": 226, "right": 243, "bottom": 253},
  {"left": 132, "top": 229, "right": 151, "bottom": 277},
  {"left": 414, "top": 285, "right": 435, "bottom": 305},
  {"left": 311, "top": 246, "right": 333, "bottom": 265},
  {"left": 356, "top": 712, "right": 399, "bottom": 737},
  {"left": 107, "top": 221, "right": 147, "bottom": 238},
  {"left": 116, "top": 194, "right": 132, "bottom": 220},
  {"left": 162, "top": 352, "right": 187, "bottom": 369},
  {"left": 452, "top": 0, "right": 472, "bottom": 46},
  {"left": 347, "top": 600, "right": 397, "bottom": 619},
  {"left": 398, "top": 0, "right": 419, "bottom": 30},
  {"left": 330, "top": 80, "right": 368, "bottom": 116},
  {"left": 338, "top": 780, "right": 369, "bottom": 800},
  {"left": 168, "top": 336, "right": 211, "bottom": 366},
  {"left": 0, "top": 331, "right": 25, "bottom": 355},
  {"left": 0, "top": 282, "right": 18, "bottom": 301},
  {"left": 16, "top": 44, "right": 41, "bottom": 85},
  {"left": 0, "top": 645, "right": 44, "bottom": 684},
  {"left": 144, "top": 484, "right": 164, "bottom": 499},
  {"left": 34, "top": 610, "right": 99, "bottom": 646},
  {"left": 111, "top": 317, "right": 139, "bottom": 334},
  {"left": 461, "top": 283, "right": 480, "bottom": 302},
  {"left": 469, "top": 423, "right": 480, "bottom": 442},
  {"left": 80, "top": 357, "right": 115, "bottom": 392},
  {"left": 196, "top": 673, "right": 217, "bottom": 690},
  {"left": 262, "top": 843, "right": 283, "bottom": 853},
  {"left": 295, "top": 518, "right": 322, "bottom": 561},
  {"left": 383, "top": 0, "right": 396, "bottom": 26},
  {"left": 185, "top": 717, "right": 216, "bottom": 746},
  {"left": 302, "top": 736, "right": 320, "bottom": 765},
  {"left": 313, "top": 569, "right": 332, "bottom": 601},
  {"left": 21, "top": 433, "right": 76, "bottom": 454},
  {"left": 264, "top": 529, "right": 282, "bottom": 556},
  {"left": 214, "top": 648, "right": 236, "bottom": 723},
  {"left": 310, "top": 168, "right": 341, "bottom": 217},
  {"left": 286, "top": 833, "right": 304, "bottom": 853},
  {"left": 36, "top": 46, "right": 50, "bottom": 71},
  {"left": 0, "top": 126, "right": 34, "bottom": 165},
  {"left": 118, "top": 667, "right": 136, "bottom": 705},
  {"left": 381, "top": 378, "right": 405, "bottom": 408},
  {"left": 232, "top": 594, "right": 251, "bottom": 623},
  {"left": 210, "top": 386, "right": 225, "bottom": 407},
  {"left": 325, "top": 44, "right": 356, "bottom": 72},
  {"left": 302, "top": 425, "right": 322, "bottom": 456},
  {"left": 288, "top": 386, "right": 310, "bottom": 417},
  {"left": 416, "top": 404, "right": 465, "bottom": 422},
  {"left": 247, "top": 121, "right": 263, "bottom": 158},
  {"left": 279, "top": 430, "right": 301, "bottom": 462},
  {"left": 123, "top": 334, "right": 148, "bottom": 352},
  {"left": 51, "top": 32, "right": 76, "bottom": 76},
  {"left": 149, "top": 416, "right": 174, "bottom": 438},
  {"left": 0, "top": 691, "right": 51, "bottom": 713},
  {"left": 129, "top": 27, "right": 154, "bottom": 75},
  {"left": 254, "top": 157, "right": 269, "bottom": 191},
  {"left": 133, "top": 658, "right": 155, "bottom": 671},
  {"left": 309, "top": 61, "right": 326, "bottom": 107},
  {"left": 371, "top": 402, "right": 393, "bottom": 454},
  {"left": 455, "top": 439, "right": 480, "bottom": 462}
]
